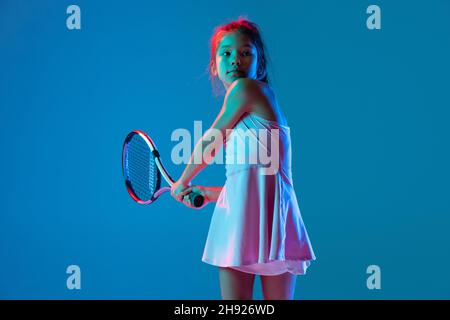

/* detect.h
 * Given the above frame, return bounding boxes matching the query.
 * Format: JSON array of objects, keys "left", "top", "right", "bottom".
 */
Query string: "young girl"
[{"left": 171, "top": 18, "right": 316, "bottom": 300}]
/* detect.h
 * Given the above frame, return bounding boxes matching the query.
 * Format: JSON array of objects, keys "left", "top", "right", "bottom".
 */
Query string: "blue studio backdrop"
[{"left": 1, "top": 0, "right": 449, "bottom": 299}]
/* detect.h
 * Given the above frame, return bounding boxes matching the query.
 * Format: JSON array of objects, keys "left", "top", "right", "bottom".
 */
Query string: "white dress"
[{"left": 201, "top": 113, "right": 316, "bottom": 275}]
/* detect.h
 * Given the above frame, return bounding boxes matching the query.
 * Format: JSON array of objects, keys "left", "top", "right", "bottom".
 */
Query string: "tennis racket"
[{"left": 122, "top": 130, "right": 204, "bottom": 207}]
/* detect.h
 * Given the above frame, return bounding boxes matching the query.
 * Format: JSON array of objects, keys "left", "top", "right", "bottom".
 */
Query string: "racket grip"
[{"left": 190, "top": 192, "right": 204, "bottom": 208}]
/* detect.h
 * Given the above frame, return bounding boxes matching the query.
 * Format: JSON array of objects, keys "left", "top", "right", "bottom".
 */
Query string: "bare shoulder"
[
  {"left": 226, "top": 79, "right": 283, "bottom": 122},
  {"left": 227, "top": 78, "right": 265, "bottom": 93},
  {"left": 225, "top": 78, "right": 273, "bottom": 104}
]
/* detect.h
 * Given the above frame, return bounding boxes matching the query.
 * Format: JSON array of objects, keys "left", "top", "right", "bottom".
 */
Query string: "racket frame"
[{"left": 123, "top": 130, "right": 174, "bottom": 204}]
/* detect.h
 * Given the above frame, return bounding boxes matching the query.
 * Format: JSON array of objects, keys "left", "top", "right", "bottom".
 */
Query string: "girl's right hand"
[{"left": 182, "top": 185, "right": 210, "bottom": 209}]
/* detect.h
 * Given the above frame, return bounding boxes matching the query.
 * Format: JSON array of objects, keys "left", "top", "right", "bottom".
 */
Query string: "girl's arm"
[
  {"left": 202, "top": 186, "right": 223, "bottom": 203},
  {"left": 171, "top": 79, "right": 261, "bottom": 200}
]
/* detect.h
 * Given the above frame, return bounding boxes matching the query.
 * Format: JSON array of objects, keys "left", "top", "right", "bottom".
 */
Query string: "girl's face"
[{"left": 213, "top": 32, "right": 258, "bottom": 89}]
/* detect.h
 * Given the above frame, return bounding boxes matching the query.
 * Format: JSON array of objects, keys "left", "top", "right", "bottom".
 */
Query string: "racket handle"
[{"left": 189, "top": 192, "right": 204, "bottom": 208}]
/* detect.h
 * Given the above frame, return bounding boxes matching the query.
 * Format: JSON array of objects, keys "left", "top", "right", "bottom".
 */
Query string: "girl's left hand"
[
  {"left": 171, "top": 179, "right": 190, "bottom": 203},
  {"left": 178, "top": 185, "right": 209, "bottom": 209}
]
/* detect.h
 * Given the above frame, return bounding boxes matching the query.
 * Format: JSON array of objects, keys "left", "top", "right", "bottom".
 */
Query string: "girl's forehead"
[{"left": 218, "top": 32, "right": 254, "bottom": 48}]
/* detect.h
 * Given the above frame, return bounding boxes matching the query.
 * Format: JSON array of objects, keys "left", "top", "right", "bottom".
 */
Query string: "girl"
[{"left": 171, "top": 18, "right": 316, "bottom": 300}]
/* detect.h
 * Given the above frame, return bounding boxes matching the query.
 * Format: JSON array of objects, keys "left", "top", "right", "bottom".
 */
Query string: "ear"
[
  {"left": 256, "top": 63, "right": 266, "bottom": 80},
  {"left": 211, "top": 64, "right": 218, "bottom": 76}
]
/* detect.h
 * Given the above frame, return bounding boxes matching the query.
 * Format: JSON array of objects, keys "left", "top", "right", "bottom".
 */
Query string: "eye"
[
  {"left": 221, "top": 51, "right": 231, "bottom": 56},
  {"left": 242, "top": 50, "right": 252, "bottom": 56}
]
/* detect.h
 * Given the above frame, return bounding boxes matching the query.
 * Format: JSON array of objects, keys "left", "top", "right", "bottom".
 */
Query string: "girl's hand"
[
  {"left": 179, "top": 185, "right": 210, "bottom": 210},
  {"left": 170, "top": 179, "right": 190, "bottom": 203}
]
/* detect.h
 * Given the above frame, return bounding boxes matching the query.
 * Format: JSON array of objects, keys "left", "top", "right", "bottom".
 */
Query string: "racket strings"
[{"left": 125, "top": 135, "right": 159, "bottom": 201}]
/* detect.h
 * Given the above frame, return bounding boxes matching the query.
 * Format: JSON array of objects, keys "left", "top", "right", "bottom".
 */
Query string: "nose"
[{"left": 231, "top": 54, "right": 241, "bottom": 66}]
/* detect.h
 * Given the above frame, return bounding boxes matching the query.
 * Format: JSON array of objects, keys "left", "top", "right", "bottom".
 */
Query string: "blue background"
[{"left": 1, "top": 0, "right": 449, "bottom": 299}]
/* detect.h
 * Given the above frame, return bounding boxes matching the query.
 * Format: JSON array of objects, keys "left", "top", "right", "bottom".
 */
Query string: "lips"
[{"left": 228, "top": 69, "right": 243, "bottom": 74}]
